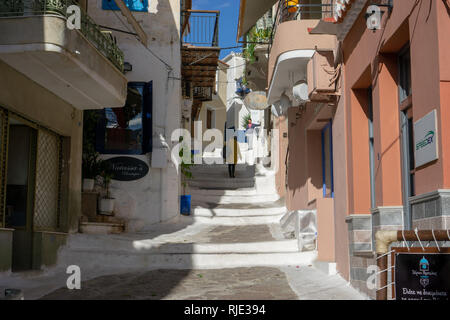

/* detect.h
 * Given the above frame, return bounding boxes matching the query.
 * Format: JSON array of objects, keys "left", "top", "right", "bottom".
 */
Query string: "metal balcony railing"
[
  {"left": 181, "top": 10, "right": 219, "bottom": 47},
  {"left": 0, "top": 0, "right": 124, "bottom": 72},
  {"left": 269, "top": 0, "right": 335, "bottom": 52}
]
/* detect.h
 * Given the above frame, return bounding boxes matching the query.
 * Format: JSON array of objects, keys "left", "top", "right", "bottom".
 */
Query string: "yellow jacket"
[{"left": 226, "top": 139, "right": 242, "bottom": 164}]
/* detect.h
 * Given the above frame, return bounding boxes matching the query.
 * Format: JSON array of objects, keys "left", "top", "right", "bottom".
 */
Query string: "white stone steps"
[
  {"left": 191, "top": 194, "right": 280, "bottom": 205},
  {"left": 188, "top": 179, "right": 255, "bottom": 189},
  {"left": 183, "top": 214, "right": 285, "bottom": 225},
  {"left": 65, "top": 239, "right": 299, "bottom": 254},
  {"left": 191, "top": 201, "right": 286, "bottom": 216},
  {"left": 58, "top": 250, "right": 316, "bottom": 270}
]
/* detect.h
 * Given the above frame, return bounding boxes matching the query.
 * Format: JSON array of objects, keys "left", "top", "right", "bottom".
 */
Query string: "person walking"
[{"left": 226, "top": 136, "right": 241, "bottom": 178}]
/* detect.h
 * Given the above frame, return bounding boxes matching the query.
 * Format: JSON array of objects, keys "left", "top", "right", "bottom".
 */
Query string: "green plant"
[
  {"left": 241, "top": 113, "right": 252, "bottom": 128},
  {"left": 82, "top": 147, "right": 102, "bottom": 179},
  {"left": 242, "top": 26, "right": 272, "bottom": 64},
  {"left": 82, "top": 110, "right": 101, "bottom": 179},
  {"left": 178, "top": 137, "right": 194, "bottom": 195},
  {"left": 99, "top": 160, "right": 114, "bottom": 199}
]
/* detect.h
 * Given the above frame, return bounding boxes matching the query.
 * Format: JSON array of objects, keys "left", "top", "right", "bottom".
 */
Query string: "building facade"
[
  {"left": 0, "top": 0, "right": 127, "bottom": 271},
  {"left": 84, "top": 0, "right": 182, "bottom": 232},
  {"left": 238, "top": 0, "right": 450, "bottom": 299},
  {"left": 334, "top": 0, "right": 450, "bottom": 298}
]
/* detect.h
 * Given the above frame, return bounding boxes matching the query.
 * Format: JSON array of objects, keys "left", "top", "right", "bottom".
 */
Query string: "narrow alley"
[{"left": 1, "top": 162, "right": 363, "bottom": 300}]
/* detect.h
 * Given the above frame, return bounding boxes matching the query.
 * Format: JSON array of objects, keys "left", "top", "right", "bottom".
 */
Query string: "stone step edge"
[{"left": 65, "top": 240, "right": 300, "bottom": 254}]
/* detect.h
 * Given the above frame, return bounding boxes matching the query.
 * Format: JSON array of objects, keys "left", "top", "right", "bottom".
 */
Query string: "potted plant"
[
  {"left": 82, "top": 110, "right": 100, "bottom": 191},
  {"left": 98, "top": 160, "right": 115, "bottom": 215},
  {"left": 179, "top": 137, "right": 193, "bottom": 215},
  {"left": 82, "top": 146, "right": 100, "bottom": 192}
]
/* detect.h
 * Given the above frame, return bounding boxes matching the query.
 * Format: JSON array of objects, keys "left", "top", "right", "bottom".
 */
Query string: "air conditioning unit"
[
  {"left": 307, "top": 51, "right": 335, "bottom": 101},
  {"left": 182, "top": 99, "right": 192, "bottom": 119}
]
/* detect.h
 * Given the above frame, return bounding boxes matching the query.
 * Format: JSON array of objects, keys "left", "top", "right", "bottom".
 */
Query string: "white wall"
[
  {"left": 222, "top": 52, "right": 245, "bottom": 129},
  {"left": 89, "top": 0, "right": 181, "bottom": 231}
]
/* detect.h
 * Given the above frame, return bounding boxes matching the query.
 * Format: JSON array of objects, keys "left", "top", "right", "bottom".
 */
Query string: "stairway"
[{"left": 56, "top": 162, "right": 316, "bottom": 273}]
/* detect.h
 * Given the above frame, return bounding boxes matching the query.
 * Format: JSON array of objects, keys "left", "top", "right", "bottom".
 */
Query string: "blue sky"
[{"left": 192, "top": 0, "right": 242, "bottom": 59}]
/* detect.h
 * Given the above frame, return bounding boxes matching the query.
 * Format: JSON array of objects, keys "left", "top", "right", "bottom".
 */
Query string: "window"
[
  {"left": 398, "top": 46, "right": 412, "bottom": 102},
  {"left": 207, "top": 109, "right": 212, "bottom": 129},
  {"left": 321, "top": 121, "right": 334, "bottom": 198},
  {"left": 406, "top": 112, "right": 415, "bottom": 197},
  {"left": 102, "top": 0, "right": 148, "bottom": 12},
  {"left": 96, "top": 82, "right": 152, "bottom": 154},
  {"left": 368, "top": 87, "right": 376, "bottom": 209}
]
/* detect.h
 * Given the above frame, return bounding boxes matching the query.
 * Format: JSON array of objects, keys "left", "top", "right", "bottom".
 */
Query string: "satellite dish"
[
  {"left": 292, "top": 81, "right": 309, "bottom": 102},
  {"left": 244, "top": 91, "right": 268, "bottom": 110},
  {"left": 279, "top": 93, "right": 291, "bottom": 114},
  {"left": 271, "top": 94, "right": 291, "bottom": 118},
  {"left": 271, "top": 101, "right": 281, "bottom": 117}
]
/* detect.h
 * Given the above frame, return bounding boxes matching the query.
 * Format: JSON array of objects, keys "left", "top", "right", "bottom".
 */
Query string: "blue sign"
[{"left": 102, "top": 0, "right": 149, "bottom": 12}]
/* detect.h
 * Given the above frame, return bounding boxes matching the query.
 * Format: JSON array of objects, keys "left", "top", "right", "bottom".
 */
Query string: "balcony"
[
  {"left": 181, "top": 9, "right": 221, "bottom": 118},
  {"left": 267, "top": 0, "right": 337, "bottom": 105},
  {"left": 0, "top": 0, "right": 127, "bottom": 109}
]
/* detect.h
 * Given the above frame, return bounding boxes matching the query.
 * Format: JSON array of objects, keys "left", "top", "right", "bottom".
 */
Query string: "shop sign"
[
  {"left": 414, "top": 109, "right": 438, "bottom": 168},
  {"left": 104, "top": 157, "right": 149, "bottom": 181},
  {"left": 393, "top": 248, "right": 450, "bottom": 300}
]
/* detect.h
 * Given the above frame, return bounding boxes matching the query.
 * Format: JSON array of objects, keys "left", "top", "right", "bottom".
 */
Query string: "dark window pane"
[
  {"left": 399, "top": 48, "right": 412, "bottom": 101},
  {"left": 407, "top": 117, "right": 415, "bottom": 169},
  {"left": 94, "top": 82, "right": 152, "bottom": 155},
  {"left": 104, "top": 86, "right": 143, "bottom": 153}
]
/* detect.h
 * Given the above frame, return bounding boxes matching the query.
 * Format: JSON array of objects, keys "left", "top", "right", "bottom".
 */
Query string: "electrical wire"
[{"left": 104, "top": 1, "right": 174, "bottom": 71}]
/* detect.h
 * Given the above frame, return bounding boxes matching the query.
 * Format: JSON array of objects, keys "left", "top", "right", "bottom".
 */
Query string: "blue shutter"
[
  {"left": 142, "top": 81, "right": 153, "bottom": 154},
  {"left": 102, "top": 0, "right": 149, "bottom": 12}
]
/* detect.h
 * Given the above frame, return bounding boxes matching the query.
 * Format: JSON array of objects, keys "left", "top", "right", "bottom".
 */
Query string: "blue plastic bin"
[{"left": 180, "top": 195, "right": 191, "bottom": 215}]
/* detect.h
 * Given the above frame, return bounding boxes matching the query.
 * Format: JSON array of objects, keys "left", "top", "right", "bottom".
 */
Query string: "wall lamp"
[{"left": 123, "top": 62, "right": 133, "bottom": 73}]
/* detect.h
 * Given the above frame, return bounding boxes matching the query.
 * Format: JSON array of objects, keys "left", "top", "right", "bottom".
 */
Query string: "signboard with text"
[
  {"left": 104, "top": 157, "right": 149, "bottom": 181},
  {"left": 414, "top": 109, "right": 438, "bottom": 168},
  {"left": 392, "top": 248, "right": 450, "bottom": 300}
]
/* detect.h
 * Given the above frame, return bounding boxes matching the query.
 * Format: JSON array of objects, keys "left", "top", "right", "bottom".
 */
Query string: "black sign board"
[
  {"left": 393, "top": 248, "right": 450, "bottom": 300},
  {"left": 104, "top": 157, "right": 149, "bottom": 181}
]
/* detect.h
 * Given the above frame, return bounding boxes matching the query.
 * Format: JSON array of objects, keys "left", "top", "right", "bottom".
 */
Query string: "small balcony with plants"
[
  {"left": 242, "top": 15, "right": 272, "bottom": 92},
  {"left": 0, "top": 0, "right": 127, "bottom": 110},
  {"left": 267, "top": 0, "right": 337, "bottom": 106}
]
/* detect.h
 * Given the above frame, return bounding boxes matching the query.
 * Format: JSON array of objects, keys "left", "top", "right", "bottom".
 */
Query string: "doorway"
[{"left": 5, "top": 118, "right": 37, "bottom": 271}]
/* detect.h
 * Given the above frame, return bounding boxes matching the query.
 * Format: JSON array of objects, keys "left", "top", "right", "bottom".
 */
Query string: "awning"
[
  {"left": 237, "top": 0, "right": 277, "bottom": 39},
  {"left": 267, "top": 49, "right": 315, "bottom": 105}
]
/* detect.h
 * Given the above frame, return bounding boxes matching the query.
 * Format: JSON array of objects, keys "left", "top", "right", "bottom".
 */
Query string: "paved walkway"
[
  {"left": 40, "top": 266, "right": 364, "bottom": 300},
  {"left": 1, "top": 163, "right": 366, "bottom": 300}
]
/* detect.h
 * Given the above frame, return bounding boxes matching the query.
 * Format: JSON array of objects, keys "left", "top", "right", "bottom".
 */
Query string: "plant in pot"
[
  {"left": 179, "top": 137, "right": 193, "bottom": 215},
  {"left": 82, "top": 146, "right": 100, "bottom": 192},
  {"left": 82, "top": 110, "right": 100, "bottom": 192},
  {"left": 98, "top": 160, "right": 115, "bottom": 216}
]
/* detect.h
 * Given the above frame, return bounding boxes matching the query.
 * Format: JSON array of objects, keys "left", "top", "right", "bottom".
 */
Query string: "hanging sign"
[
  {"left": 393, "top": 248, "right": 450, "bottom": 300},
  {"left": 104, "top": 157, "right": 149, "bottom": 181}
]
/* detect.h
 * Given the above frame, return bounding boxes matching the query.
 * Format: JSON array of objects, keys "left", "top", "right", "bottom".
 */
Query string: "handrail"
[
  {"left": 268, "top": 0, "right": 335, "bottom": 54},
  {"left": 181, "top": 9, "right": 220, "bottom": 47},
  {"left": 0, "top": 0, "right": 124, "bottom": 72}
]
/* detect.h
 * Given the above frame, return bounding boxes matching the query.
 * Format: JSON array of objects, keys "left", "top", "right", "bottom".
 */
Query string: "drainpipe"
[{"left": 375, "top": 229, "right": 450, "bottom": 300}]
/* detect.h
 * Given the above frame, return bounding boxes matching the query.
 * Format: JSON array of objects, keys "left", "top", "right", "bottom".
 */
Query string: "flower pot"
[
  {"left": 180, "top": 195, "right": 191, "bottom": 216},
  {"left": 99, "top": 198, "right": 115, "bottom": 215},
  {"left": 83, "top": 178, "right": 95, "bottom": 191}
]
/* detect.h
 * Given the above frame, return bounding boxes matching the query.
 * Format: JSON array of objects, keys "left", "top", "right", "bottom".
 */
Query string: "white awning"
[{"left": 267, "top": 49, "right": 315, "bottom": 105}]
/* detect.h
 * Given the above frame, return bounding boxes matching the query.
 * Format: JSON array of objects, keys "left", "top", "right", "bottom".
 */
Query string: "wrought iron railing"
[
  {"left": 181, "top": 10, "right": 219, "bottom": 47},
  {"left": 0, "top": 0, "right": 124, "bottom": 72},
  {"left": 269, "top": 0, "right": 335, "bottom": 52},
  {"left": 193, "top": 86, "right": 212, "bottom": 101}
]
